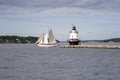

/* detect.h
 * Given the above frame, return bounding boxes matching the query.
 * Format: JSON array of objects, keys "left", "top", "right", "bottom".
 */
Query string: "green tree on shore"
[{"left": 0, "top": 35, "right": 38, "bottom": 44}]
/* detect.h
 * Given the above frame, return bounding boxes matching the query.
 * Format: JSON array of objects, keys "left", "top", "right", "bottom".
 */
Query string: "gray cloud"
[
  {"left": 0, "top": 0, "right": 120, "bottom": 20},
  {"left": 0, "top": 0, "right": 120, "bottom": 9}
]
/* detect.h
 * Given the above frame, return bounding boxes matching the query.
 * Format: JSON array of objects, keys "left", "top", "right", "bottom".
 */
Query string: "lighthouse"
[{"left": 67, "top": 26, "right": 80, "bottom": 45}]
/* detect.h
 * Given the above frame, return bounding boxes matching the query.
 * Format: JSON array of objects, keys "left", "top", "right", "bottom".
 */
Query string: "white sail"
[
  {"left": 36, "top": 33, "right": 44, "bottom": 44},
  {"left": 36, "top": 28, "right": 57, "bottom": 47},
  {"left": 44, "top": 33, "right": 49, "bottom": 44},
  {"left": 48, "top": 28, "right": 57, "bottom": 44},
  {"left": 40, "top": 33, "right": 45, "bottom": 44}
]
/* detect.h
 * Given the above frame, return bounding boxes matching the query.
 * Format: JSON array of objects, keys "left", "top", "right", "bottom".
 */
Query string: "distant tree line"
[
  {"left": 0, "top": 35, "right": 38, "bottom": 44},
  {"left": 82, "top": 38, "right": 120, "bottom": 42},
  {"left": 101, "top": 38, "right": 120, "bottom": 42},
  {"left": 0, "top": 35, "right": 119, "bottom": 44}
]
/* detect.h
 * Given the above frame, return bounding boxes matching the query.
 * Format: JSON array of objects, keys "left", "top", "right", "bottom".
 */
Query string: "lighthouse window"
[
  {"left": 72, "top": 36, "right": 73, "bottom": 38},
  {"left": 72, "top": 26, "right": 76, "bottom": 30}
]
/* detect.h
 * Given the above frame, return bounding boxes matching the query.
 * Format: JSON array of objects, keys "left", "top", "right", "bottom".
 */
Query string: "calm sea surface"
[{"left": 0, "top": 43, "right": 120, "bottom": 80}]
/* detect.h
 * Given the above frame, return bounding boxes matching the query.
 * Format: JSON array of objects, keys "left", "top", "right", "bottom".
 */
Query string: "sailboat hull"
[{"left": 37, "top": 44, "right": 56, "bottom": 47}]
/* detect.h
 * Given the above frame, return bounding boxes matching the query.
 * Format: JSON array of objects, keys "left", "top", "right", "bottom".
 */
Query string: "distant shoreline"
[
  {"left": 0, "top": 35, "right": 38, "bottom": 44},
  {"left": 0, "top": 35, "right": 120, "bottom": 44}
]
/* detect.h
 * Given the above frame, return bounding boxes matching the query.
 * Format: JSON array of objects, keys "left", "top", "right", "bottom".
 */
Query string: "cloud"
[
  {"left": 1, "top": 0, "right": 120, "bottom": 9},
  {"left": 0, "top": 0, "right": 120, "bottom": 20}
]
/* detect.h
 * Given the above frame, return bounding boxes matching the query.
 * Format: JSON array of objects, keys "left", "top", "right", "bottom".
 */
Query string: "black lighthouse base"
[{"left": 68, "top": 39, "right": 80, "bottom": 45}]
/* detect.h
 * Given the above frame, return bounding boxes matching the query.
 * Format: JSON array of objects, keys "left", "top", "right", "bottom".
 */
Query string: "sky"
[{"left": 0, "top": 0, "right": 120, "bottom": 40}]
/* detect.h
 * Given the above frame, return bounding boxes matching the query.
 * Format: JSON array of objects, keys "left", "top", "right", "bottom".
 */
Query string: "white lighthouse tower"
[{"left": 68, "top": 26, "right": 80, "bottom": 45}]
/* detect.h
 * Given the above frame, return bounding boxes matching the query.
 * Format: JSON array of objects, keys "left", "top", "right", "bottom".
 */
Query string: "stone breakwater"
[{"left": 60, "top": 45, "right": 120, "bottom": 49}]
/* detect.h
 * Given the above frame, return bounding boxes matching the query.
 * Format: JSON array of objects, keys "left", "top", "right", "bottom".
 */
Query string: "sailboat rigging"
[{"left": 36, "top": 28, "right": 57, "bottom": 47}]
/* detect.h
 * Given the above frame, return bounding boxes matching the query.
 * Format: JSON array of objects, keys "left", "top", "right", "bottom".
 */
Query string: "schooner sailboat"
[{"left": 36, "top": 28, "right": 57, "bottom": 47}]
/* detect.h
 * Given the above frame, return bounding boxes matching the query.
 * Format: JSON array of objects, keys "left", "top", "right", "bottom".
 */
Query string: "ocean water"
[{"left": 0, "top": 43, "right": 120, "bottom": 80}]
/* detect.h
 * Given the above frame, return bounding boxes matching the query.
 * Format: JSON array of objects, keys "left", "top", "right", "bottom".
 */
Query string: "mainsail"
[
  {"left": 36, "top": 28, "right": 57, "bottom": 45},
  {"left": 44, "top": 33, "right": 49, "bottom": 44},
  {"left": 48, "top": 29, "right": 56, "bottom": 44}
]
